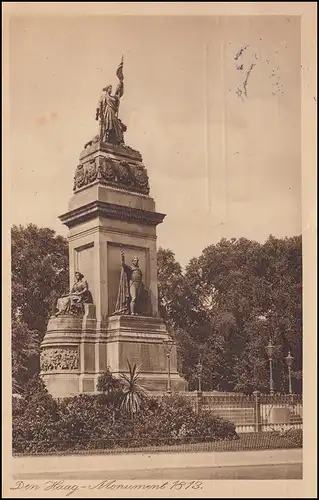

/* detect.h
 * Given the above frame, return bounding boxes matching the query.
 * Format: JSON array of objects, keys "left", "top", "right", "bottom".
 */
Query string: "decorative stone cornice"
[
  {"left": 59, "top": 200, "right": 166, "bottom": 229},
  {"left": 73, "top": 155, "right": 150, "bottom": 195},
  {"left": 67, "top": 225, "right": 157, "bottom": 242},
  {"left": 74, "top": 138, "right": 150, "bottom": 195}
]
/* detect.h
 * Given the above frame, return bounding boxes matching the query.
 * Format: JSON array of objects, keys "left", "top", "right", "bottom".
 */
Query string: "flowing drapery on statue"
[
  {"left": 113, "top": 251, "right": 152, "bottom": 316},
  {"left": 114, "top": 264, "right": 130, "bottom": 315},
  {"left": 96, "top": 56, "right": 127, "bottom": 145},
  {"left": 53, "top": 272, "right": 93, "bottom": 316}
]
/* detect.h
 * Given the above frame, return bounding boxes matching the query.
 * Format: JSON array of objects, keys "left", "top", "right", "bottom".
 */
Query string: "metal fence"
[{"left": 183, "top": 391, "right": 302, "bottom": 434}]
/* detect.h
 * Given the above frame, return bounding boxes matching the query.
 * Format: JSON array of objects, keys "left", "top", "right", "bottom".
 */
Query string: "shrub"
[
  {"left": 12, "top": 382, "right": 237, "bottom": 454},
  {"left": 12, "top": 395, "right": 27, "bottom": 418},
  {"left": 127, "top": 393, "right": 237, "bottom": 446},
  {"left": 12, "top": 375, "right": 61, "bottom": 453},
  {"left": 274, "top": 427, "right": 303, "bottom": 448},
  {"left": 97, "top": 368, "right": 123, "bottom": 398}
]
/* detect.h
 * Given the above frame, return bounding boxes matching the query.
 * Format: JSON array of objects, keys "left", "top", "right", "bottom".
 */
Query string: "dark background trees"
[
  {"left": 11, "top": 224, "right": 302, "bottom": 394},
  {"left": 157, "top": 235, "right": 302, "bottom": 394},
  {"left": 11, "top": 224, "right": 69, "bottom": 390}
]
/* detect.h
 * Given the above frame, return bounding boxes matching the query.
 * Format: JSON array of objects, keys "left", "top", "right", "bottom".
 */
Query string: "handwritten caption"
[{"left": 11, "top": 480, "right": 204, "bottom": 496}]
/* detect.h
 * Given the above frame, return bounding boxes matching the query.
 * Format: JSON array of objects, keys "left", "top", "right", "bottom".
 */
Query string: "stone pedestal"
[
  {"left": 106, "top": 315, "right": 187, "bottom": 392},
  {"left": 40, "top": 305, "right": 97, "bottom": 397},
  {"left": 40, "top": 139, "right": 187, "bottom": 396},
  {"left": 41, "top": 307, "right": 187, "bottom": 397}
]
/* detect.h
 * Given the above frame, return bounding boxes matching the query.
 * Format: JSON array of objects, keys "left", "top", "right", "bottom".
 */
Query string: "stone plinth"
[
  {"left": 105, "top": 315, "right": 188, "bottom": 392},
  {"left": 40, "top": 305, "right": 98, "bottom": 398},
  {"left": 40, "top": 309, "right": 187, "bottom": 396}
]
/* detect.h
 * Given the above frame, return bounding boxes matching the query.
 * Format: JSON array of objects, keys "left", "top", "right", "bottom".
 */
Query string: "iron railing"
[{"left": 175, "top": 391, "right": 303, "bottom": 434}]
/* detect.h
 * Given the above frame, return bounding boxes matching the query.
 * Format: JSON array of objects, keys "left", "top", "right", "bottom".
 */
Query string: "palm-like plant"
[{"left": 120, "top": 361, "right": 147, "bottom": 419}]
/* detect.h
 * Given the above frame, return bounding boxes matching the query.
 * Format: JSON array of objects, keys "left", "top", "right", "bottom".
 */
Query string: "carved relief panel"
[{"left": 40, "top": 347, "right": 79, "bottom": 372}]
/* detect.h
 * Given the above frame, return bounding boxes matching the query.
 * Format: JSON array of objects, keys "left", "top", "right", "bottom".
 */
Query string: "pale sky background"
[{"left": 9, "top": 15, "right": 301, "bottom": 267}]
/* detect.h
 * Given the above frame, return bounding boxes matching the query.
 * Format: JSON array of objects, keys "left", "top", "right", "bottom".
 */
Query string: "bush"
[
  {"left": 97, "top": 368, "right": 123, "bottom": 398},
  {"left": 272, "top": 428, "right": 303, "bottom": 448},
  {"left": 133, "top": 394, "right": 237, "bottom": 445},
  {"left": 12, "top": 375, "right": 62, "bottom": 453},
  {"left": 12, "top": 395, "right": 27, "bottom": 418},
  {"left": 12, "top": 382, "right": 237, "bottom": 454}
]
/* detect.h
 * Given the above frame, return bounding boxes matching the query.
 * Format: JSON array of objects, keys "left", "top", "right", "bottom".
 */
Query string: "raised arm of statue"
[
  {"left": 121, "top": 251, "right": 132, "bottom": 276},
  {"left": 121, "top": 250, "right": 125, "bottom": 264}
]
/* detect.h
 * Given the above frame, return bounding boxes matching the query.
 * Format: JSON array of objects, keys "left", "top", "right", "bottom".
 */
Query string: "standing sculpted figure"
[
  {"left": 114, "top": 251, "right": 144, "bottom": 316},
  {"left": 95, "top": 57, "right": 127, "bottom": 145}
]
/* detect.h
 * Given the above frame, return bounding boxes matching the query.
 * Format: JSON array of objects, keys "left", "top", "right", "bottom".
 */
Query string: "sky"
[{"left": 9, "top": 15, "right": 301, "bottom": 267}]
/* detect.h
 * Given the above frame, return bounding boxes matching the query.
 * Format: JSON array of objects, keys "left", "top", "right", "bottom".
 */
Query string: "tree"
[
  {"left": 12, "top": 318, "right": 39, "bottom": 393},
  {"left": 11, "top": 224, "right": 69, "bottom": 390},
  {"left": 157, "top": 236, "right": 302, "bottom": 394},
  {"left": 11, "top": 224, "right": 69, "bottom": 334},
  {"left": 157, "top": 247, "right": 184, "bottom": 321}
]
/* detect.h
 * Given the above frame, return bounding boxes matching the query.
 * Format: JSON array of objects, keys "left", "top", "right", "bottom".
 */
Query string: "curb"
[{"left": 13, "top": 448, "right": 303, "bottom": 477}]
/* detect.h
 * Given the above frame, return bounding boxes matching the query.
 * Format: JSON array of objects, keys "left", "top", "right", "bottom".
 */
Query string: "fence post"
[
  {"left": 253, "top": 390, "right": 262, "bottom": 433},
  {"left": 194, "top": 390, "right": 203, "bottom": 415}
]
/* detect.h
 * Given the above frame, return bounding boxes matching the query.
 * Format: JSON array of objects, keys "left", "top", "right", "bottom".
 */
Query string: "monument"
[{"left": 40, "top": 57, "right": 187, "bottom": 397}]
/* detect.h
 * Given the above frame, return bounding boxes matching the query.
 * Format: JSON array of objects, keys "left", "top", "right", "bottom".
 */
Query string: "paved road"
[{"left": 15, "top": 462, "right": 302, "bottom": 480}]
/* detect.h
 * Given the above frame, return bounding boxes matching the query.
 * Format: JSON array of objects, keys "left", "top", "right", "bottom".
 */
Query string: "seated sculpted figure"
[{"left": 54, "top": 271, "right": 92, "bottom": 316}]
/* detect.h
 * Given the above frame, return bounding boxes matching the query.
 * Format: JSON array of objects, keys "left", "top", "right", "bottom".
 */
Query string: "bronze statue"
[
  {"left": 114, "top": 251, "right": 145, "bottom": 316},
  {"left": 95, "top": 57, "right": 127, "bottom": 145},
  {"left": 54, "top": 271, "right": 92, "bottom": 316}
]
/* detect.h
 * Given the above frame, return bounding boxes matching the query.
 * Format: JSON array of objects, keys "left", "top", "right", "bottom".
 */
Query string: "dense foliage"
[
  {"left": 12, "top": 375, "right": 237, "bottom": 454},
  {"left": 157, "top": 235, "right": 302, "bottom": 394},
  {"left": 11, "top": 224, "right": 69, "bottom": 391}
]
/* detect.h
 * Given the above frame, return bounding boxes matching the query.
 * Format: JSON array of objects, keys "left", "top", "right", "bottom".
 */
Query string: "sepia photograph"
[{"left": 2, "top": 2, "right": 317, "bottom": 497}]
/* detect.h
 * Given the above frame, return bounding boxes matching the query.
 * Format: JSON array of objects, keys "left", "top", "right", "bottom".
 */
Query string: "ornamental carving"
[
  {"left": 73, "top": 154, "right": 150, "bottom": 195},
  {"left": 99, "top": 157, "right": 116, "bottom": 182},
  {"left": 115, "top": 160, "right": 132, "bottom": 186},
  {"left": 73, "top": 164, "right": 86, "bottom": 190},
  {"left": 40, "top": 347, "right": 79, "bottom": 372},
  {"left": 86, "top": 160, "right": 97, "bottom": 183},
  {"left": 130, "top": 164, "right": 149, "bottom": 191}
]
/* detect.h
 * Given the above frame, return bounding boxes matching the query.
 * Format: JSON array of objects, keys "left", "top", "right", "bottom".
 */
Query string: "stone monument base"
[
  {"left": 106, "top": 315, "right": 187, "bottom": 392},
  {"left": 40, "top": 306, "right": 187, "bottom": 397}
]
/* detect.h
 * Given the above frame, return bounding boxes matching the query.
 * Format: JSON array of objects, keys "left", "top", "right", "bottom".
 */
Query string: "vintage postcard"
[{"left": 2, "top": 2, "right": 317, "bottom": 498}]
